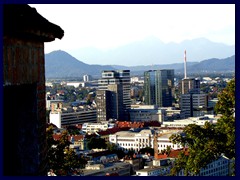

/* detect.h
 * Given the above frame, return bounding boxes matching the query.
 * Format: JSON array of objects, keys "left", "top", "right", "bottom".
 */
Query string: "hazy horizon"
[{"left": 30, "top": 4, "right": 234, "bottom": 63}]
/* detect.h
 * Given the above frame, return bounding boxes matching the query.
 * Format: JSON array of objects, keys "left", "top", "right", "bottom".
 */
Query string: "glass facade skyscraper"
[{"left": 144, "top": 69, "right": 174, "bottom": 107}]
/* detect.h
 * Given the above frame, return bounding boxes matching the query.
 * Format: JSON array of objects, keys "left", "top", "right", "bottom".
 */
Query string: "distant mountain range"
[
  {"left": 68, "top": 37, "right": 235, "bottom": 66},
  {"left": 45, "top": 50, "right": 235, "bottom": 78},
  {"left": 45, "top": 50, "right": 114, "bottom": 78}
]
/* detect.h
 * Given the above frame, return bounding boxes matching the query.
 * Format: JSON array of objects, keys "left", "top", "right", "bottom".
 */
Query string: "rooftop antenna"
[{"left": 184, "top": 50, "right": 187, "bottom": 79}]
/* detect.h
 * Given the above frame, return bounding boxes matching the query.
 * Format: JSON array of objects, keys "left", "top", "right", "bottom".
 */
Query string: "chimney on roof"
[
  {"left": 184, "top": 50, "right": 187, "bottom": 79},
  {"left": 154, "top": 132, "right": 159, "bottom": 159}
]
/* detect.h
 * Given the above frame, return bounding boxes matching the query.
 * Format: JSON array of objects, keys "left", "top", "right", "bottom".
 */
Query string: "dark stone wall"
[
  {"left": 3, "top": 37, "right": 47, "bottom": 175},
  {"left": 3, "top": 38, "right": 45, "bottom": 84}
]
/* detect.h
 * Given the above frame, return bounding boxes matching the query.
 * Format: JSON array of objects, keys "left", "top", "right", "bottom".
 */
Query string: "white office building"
[
  {"left": 109, "top": 129, "right": 183, "bottom": 153},
  {"left": 161, "top": 115, "right": 218, "bottom": 128},
  {"left": 49, "top": 102, "right": 97, "bottom": 128},
  {"left": 129, "top": 105, "right": 165, "bottom": 122},
  {"left": 82, "top": 122, "right": 109, "bottom": 133}
]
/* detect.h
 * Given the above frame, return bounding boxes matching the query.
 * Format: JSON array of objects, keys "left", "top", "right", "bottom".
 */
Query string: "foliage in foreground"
[
  {"left": 170, "top": 79, "right": 235, "bottom": 176},
  {"left": 46, "top": 127, "right": 87, "bottom": 175}
]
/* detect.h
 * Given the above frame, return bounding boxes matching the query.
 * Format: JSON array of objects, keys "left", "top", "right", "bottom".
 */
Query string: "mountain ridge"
[
  {"left": 68, "top": 37, "right": 235, "bottom": 66},
  {"left": 45, "top": 50, "right": 235, "bottom": 78}
]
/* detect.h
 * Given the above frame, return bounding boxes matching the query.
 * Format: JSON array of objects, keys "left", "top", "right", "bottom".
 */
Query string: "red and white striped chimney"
[{"left": 184, "top": 50, "right": 187, "bottom": 79}]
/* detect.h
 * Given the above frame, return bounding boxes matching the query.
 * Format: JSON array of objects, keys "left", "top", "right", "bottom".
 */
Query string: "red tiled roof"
[
  {"left": 168, "top": 148, "right": 189, "bottom": 158},
  {"left": 52, "top": 134, "right": 62, "bottom": 141},
  {"left": 52, "top": 134, "right": 84, "bottom": 141},
  {"left": 156, "top": 154, "right": 168, "bottom": 159},
  {"left": 68, "top": 135, "right": 84, "bottom": 141}
]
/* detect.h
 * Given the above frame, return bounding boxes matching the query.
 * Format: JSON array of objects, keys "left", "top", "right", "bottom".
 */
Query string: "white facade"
[
  {"left": 161, "top": 115, "right": 217, "bottom": 128},
  {"left": 135, "top": 166, "right": 171, "bottom": 176},
  {"left": 130, "top": 105, "right": 183, "bottom": 122},
  {"left": 82, "top": 162, "right": 131, "bottom": 176},
  {"left": 82, "top": 122, "right": 108, "bottom": 133},
  {"left": 50, "top": 112, "right": 61, "bottom": 128},
  {"left": 49, "top": 109, "right": 97, "bottom": 128},
  {"left": 83, "top": 74, "right": 89, "bottom": 82},
  {"left": 129, "top": 108, "right": 164, "bottom": 122},
  {"left": 131, "top": 77, "right": 139, "bottom": 83},
  {"left": 109, "top": 129, "right": 182, "bottom": 153},
  {"left": 66, "top": 82, "right": 84, "bottom": 88}
]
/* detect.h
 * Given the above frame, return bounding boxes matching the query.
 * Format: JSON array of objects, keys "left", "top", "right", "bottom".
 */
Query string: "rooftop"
[{"left": 4, "top": 4, "right": 64, "bottom": 42}]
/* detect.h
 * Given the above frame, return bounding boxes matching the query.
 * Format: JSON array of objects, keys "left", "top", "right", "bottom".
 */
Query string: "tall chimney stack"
[{"left": 184, "top": 50, "right": 187, "bottom": 79}]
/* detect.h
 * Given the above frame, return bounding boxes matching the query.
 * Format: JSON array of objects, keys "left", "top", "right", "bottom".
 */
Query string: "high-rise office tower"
[
  {"left": 179, "top": 50, "right": 208, "bottom": 117},
  {"left": 144, "top": 69, "right": 174, "bottom": 107},
  {"left": 96, "top": 70, "right": 130, "bottom": 121},
  {"left": 179, "top": 78, "right": 201, "bottom": 95}
]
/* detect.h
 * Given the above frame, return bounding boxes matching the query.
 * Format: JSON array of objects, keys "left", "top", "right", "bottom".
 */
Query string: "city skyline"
[
  {"left": 3, "top": 4, "right": 235, "bottom": 176},
  {"left": 29, "top": 4, "right": 235, "bottom": 64}
]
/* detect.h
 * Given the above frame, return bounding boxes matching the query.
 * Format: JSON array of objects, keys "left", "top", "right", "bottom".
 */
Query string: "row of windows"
[
  {"left": 202, "top": 165, "right": 228, "bottom": 173},
  {"left": 203, "top": 160, "right": 228, "bottom": 170},
  {"left": 118, "top": 143, "right": 150, "bottom": 147},
  {"left": 116, "top": 143, "right": 180, "bottom": 149},
  {"left": 136, "top": 139, "right": 148, "bottom": 143},
  {"left": 117, "top": 139, "right": 134, "bottom": 142},
  {"left": 200, "top": 169, "right": 228, "bottom": 176}
]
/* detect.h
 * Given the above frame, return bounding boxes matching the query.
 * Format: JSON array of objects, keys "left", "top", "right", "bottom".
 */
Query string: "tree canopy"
[
  {"left": 46, "top": 127, "right": 87, "bottom": 175},
  {"left": 87, "top": 137, "right": 107, "bottom": 150},
  {"left": 139, "top": 147, "right": 154, "bottom": 156},
  {"left": 170, "top": 79, "right": 235, "bottom": 176}
]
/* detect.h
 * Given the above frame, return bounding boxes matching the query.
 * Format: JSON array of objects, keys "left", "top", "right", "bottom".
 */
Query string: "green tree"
[
  {"left": 106, "top": 142, "right": 118, "bottom": 151},
  {"left": 106, "top": 142, "right": 126, "bottom": 159},
  {"left": 161, "top": 145, "right": 172, "bottom": 156},
  {"left": 170, "top": 122, "right": 226, "bottom": 175},
  {"left": 139, "top": 147, "right": 154, "bottom": 156},
  {"left": 215, "top": 79, "right": 235, "bottom": 159},
  {"left": 63, "top": 148, "right": 87, "bottom": 170},
  {"left": 46, "top": 129, "right": 87, "bottom": 175},
  {"left": 170, "top": 79, "right": 235, "bottom": 176},
  {"left": 87, "top": 137, "right": 107, "bottom": 150}
]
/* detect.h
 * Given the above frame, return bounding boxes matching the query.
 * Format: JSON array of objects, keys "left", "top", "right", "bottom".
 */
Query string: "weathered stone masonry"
[{"left": 3, "top": 4, "right": 64, "bottom": 176}]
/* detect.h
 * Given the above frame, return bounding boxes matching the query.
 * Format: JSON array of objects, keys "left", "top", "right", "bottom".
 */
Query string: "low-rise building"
[
  {"left": 135, "top": 166, "right": 171, "bottom": 176},
  {"left": 161, "top": 115, "right": 218, "bottom": 128},
  {"left": 130, "top": 106, "right": 165, "bottom": 122},
  {"left": 82, "top": 161, "right": 131, "bottom": 176},
  {"left": 124, "top": 157, "right": 143, "bottom": 173},
  {"left": 130, "top": 105, "right": 184, "bottom": 123},
  {"left": 82, "top": 122, "right": 108, "bottom": 133},
  {"left": 109, "top": 129, "right": 183, "bottom": 153},
  {"left": 49, "top": 102, "right": 97, "bottom": 128}
]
